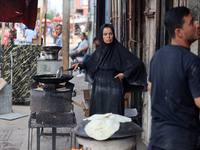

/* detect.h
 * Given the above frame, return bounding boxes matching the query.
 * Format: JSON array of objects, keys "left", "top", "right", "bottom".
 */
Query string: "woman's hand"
[
  {"left": 114, "top": 73, "right": 125, "bottom": 82},
  {"left": 72, "top": 63, "right": 80, "bottom": 71}
]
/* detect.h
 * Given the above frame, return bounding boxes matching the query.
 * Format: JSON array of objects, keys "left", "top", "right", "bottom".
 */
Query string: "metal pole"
[
  {"left": 37, "top": 128, "right": 40, "bottom": 150},
  {"left": 52, "top": 127, "right": 56, "bottom": 150},
  {"left": 1, "top": 22, "right": 5, "bottom": 45},
  {"left": 62, "top": 0, "right": 71, "bottom": 74},
  {"left": 72, "top": 0, "right": 75, "bottom": 38}
]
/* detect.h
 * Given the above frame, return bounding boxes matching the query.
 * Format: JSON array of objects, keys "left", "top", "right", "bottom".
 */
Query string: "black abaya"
[{"left": 82, "top": 24, "right": 147, "bottom": 116}]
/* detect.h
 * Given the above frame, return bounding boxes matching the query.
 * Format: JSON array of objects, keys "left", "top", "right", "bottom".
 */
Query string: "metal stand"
[{"left": 28, "top": 112, "right": 77, "bottom": 150}]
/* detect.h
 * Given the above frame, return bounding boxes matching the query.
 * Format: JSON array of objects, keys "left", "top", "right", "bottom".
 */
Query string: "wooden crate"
[{"left": 81, "top": 89, "right": 91, "bottom": 117}]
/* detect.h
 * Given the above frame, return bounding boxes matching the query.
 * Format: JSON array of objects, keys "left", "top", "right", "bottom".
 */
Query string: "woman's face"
[{"left": 103, "top": 27, "right": 114, "bottom": 44}]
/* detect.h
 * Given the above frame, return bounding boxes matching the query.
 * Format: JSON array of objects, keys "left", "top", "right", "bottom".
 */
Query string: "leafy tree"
[
  {"left": 46, "top": 10, "right": 56, "bottom": 20},
  {"left": 36, "top": 10, "right": 56, "bottom": 20}
]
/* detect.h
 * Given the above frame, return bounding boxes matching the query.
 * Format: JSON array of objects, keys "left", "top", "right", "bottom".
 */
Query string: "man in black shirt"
[{"left": 148, "top": 7, "right": 200, "bottom": 150}]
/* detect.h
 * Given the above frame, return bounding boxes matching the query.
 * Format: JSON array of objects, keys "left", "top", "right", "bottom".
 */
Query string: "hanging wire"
[
  {"left": 145, "top": 3, "right": 151, "bottom": 12},
  {"left": 192, "top": 5, "right": 200, "bottom": 12},
  {"left": 191, "top": 5, "right": 200, "bottom": 21}
]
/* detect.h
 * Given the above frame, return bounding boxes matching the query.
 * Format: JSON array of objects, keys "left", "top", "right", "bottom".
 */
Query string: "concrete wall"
[
  {"left": 187, "top": 0, "right": 200, "bottom": 56},
  {"left": 86, "top": 0, "right": 96, "bottom": 53},
  {"left": 142, "top": 0, "right": 158, "bottom": 145},
  {"left": 76, "top": 0, "right": 89, "bottom": 16}
]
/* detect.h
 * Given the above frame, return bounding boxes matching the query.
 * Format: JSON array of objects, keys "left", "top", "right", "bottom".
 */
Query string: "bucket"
[{"left": 0, "top": 84, "right": 12, "bottom": 114}]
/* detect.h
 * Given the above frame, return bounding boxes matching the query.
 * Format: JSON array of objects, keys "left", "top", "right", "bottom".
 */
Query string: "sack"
[{"left": 0, "top": 78, "right": 7, "bottom": 91}]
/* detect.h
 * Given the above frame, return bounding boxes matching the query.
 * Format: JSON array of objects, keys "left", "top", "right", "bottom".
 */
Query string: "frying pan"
[
  {"left": 56, "top": 66, "right": 74, "bottom": 78},
  {"left": 32, "top": 74, "right": 74, "bottom": 84}
]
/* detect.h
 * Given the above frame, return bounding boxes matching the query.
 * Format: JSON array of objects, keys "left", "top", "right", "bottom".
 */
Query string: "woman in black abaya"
[{"left": 73, "top": 24, "right": 147, "bottom": 116}]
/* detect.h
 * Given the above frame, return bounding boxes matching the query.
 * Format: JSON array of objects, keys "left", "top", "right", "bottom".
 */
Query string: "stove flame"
[{"left": 39, "top": 83, "right": 45, "bottom": 88}]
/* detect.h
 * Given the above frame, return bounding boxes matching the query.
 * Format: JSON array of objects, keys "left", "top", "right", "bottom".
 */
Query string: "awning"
[{"left": 0, "top": 0, "right": 38, "bottom": 29}]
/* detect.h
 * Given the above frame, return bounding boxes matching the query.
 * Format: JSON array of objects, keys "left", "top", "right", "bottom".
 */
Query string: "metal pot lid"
[
  {"left": 32, "top": 74, "right": 74, "bottom": 84},
  {"left": 73, "top": 120, "right": 142, "bottom": 140}
]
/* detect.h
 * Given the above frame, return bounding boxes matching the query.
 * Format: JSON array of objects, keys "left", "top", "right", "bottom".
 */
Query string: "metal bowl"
[
  {"left": 42, "top": 46, "right": 62, "bottom": 52},
  {"left": 42, "top": 46, "right": 62, "bottom": 60}
]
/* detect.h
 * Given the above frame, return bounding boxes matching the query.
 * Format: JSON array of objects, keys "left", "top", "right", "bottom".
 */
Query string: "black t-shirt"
[{"left": 149, "top": 44, "right": 200, "bottom": 150}]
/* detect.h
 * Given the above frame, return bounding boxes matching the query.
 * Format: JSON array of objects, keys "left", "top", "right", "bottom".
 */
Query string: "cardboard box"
[{"left": 32, "top": 38, "right": 39, "bottom": 44}]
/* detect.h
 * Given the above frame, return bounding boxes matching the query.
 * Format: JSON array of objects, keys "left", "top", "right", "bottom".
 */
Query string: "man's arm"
[
  {"left": 194, "top": 97, "right": 200, "bottom": 109},
  {"left": 78, "top": 46, "right": 89, "bottom": 53},
  {"left": 24, "top": 30, "right": 27, "bottom": 39},
  {"left": 59, "top": 50, "right": 62, "bottom": 56},
  {"left": 147, "top": 81, "right": 152, "bottom": 96}
]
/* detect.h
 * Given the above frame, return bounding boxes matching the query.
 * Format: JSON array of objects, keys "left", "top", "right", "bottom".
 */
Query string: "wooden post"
[
  {"left": 137, "top": 1, "right": 141, "bottom": 58},
  {"left": 114, "top": 0, "right": 118, "bottom": 36},
  {"left": 117, "top": 0, "right": 121, "bottom": 41},
  {"left": 62, "top": 0, "right": 70, "bottom": 74},
  {"left": 1, "top": 22, "right": 5, "bottom": 45},
  {"left": 112, "top": 0, "right": 115, "bottom": 24},
  {"left": 173, "top": 0, "right": 179, "bottom": 7},
  {"left": 44, "top": 14, "right": 47, "bottom": 46},
  {"left": 38, "top": 8, "right": 43, "bottom": 46},
  {"left": 72, "top": 0, "right": 75, "bottom": 35},
  {"left": 11, "top": 23, "right": 15, "bottom": 45},
  {"left": 72, "top": 0, "right": 76, "bottom": 44}
]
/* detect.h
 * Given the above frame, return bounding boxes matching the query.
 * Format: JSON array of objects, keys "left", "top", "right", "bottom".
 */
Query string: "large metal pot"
[
  {"left": 45, "top": 52, "right": 58, "bottom": 60},
  {"left": 42, "top": 46, "right": 62, "bottom": 60}
]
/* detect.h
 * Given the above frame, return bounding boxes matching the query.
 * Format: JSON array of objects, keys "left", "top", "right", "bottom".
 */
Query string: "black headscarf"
[{"left": 83, "top": 24, "right": 147, "bottom": 91}]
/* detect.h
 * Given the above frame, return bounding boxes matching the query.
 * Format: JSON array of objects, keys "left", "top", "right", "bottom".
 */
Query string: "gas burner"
[
  {"left": 42, "top": 84, "right": 57, "bottom": 91},
  {"left": 30, "top": 81, "right": 75, "bottom": 125}
]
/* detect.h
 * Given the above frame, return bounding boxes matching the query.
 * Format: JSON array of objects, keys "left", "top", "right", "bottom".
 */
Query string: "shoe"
[{"left": 77, "top": 73, "right": 85, "bottom": 77}]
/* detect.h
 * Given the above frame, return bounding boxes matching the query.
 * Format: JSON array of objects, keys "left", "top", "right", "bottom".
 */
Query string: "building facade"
[{"left": 87, "top": 0, "right": 200, "bottom": 144}]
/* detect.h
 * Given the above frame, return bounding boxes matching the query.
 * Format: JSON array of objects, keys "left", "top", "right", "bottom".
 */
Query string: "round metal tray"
[
  {"left": 73, "top": 120, "right": 142, "bottom": 140},
  {"left": 42, "top": 46, "right": 62, "bottom": 53},
  {"left": 32, "top": 74, "right": 74, "bottom": 84}
]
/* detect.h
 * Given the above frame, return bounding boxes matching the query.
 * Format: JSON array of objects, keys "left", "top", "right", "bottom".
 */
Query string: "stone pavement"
[{"left": 0, "top": 35, "right": 147, "bottom": 150}]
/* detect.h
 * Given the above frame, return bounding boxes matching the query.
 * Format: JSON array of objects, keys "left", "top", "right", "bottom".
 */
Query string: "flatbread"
[
  {"left": 107, "top": 114, "right": 132, "bottom": 123},
  {"left": 84, "top": 113, "right": 131, "bottom": 123},
  {"left": 83, "top": 113, "right": 112, "bottom": 121},
  {"left": 85, "top": 117, "right": 120, "bottom": 140}
]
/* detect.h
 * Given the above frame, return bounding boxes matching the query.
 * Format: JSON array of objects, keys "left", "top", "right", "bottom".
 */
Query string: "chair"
[
  {"left": 74, "top": 48, "right": 89, "bottom": 61},
  {"left": 81, "top": 89, "right": 91, "bottom": 118},
  {"left": 124, "top": 92, "right": 131, "bottom": 109},
  {"left": 124, "top": 92, "right": 143, "bottom": 127}
]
